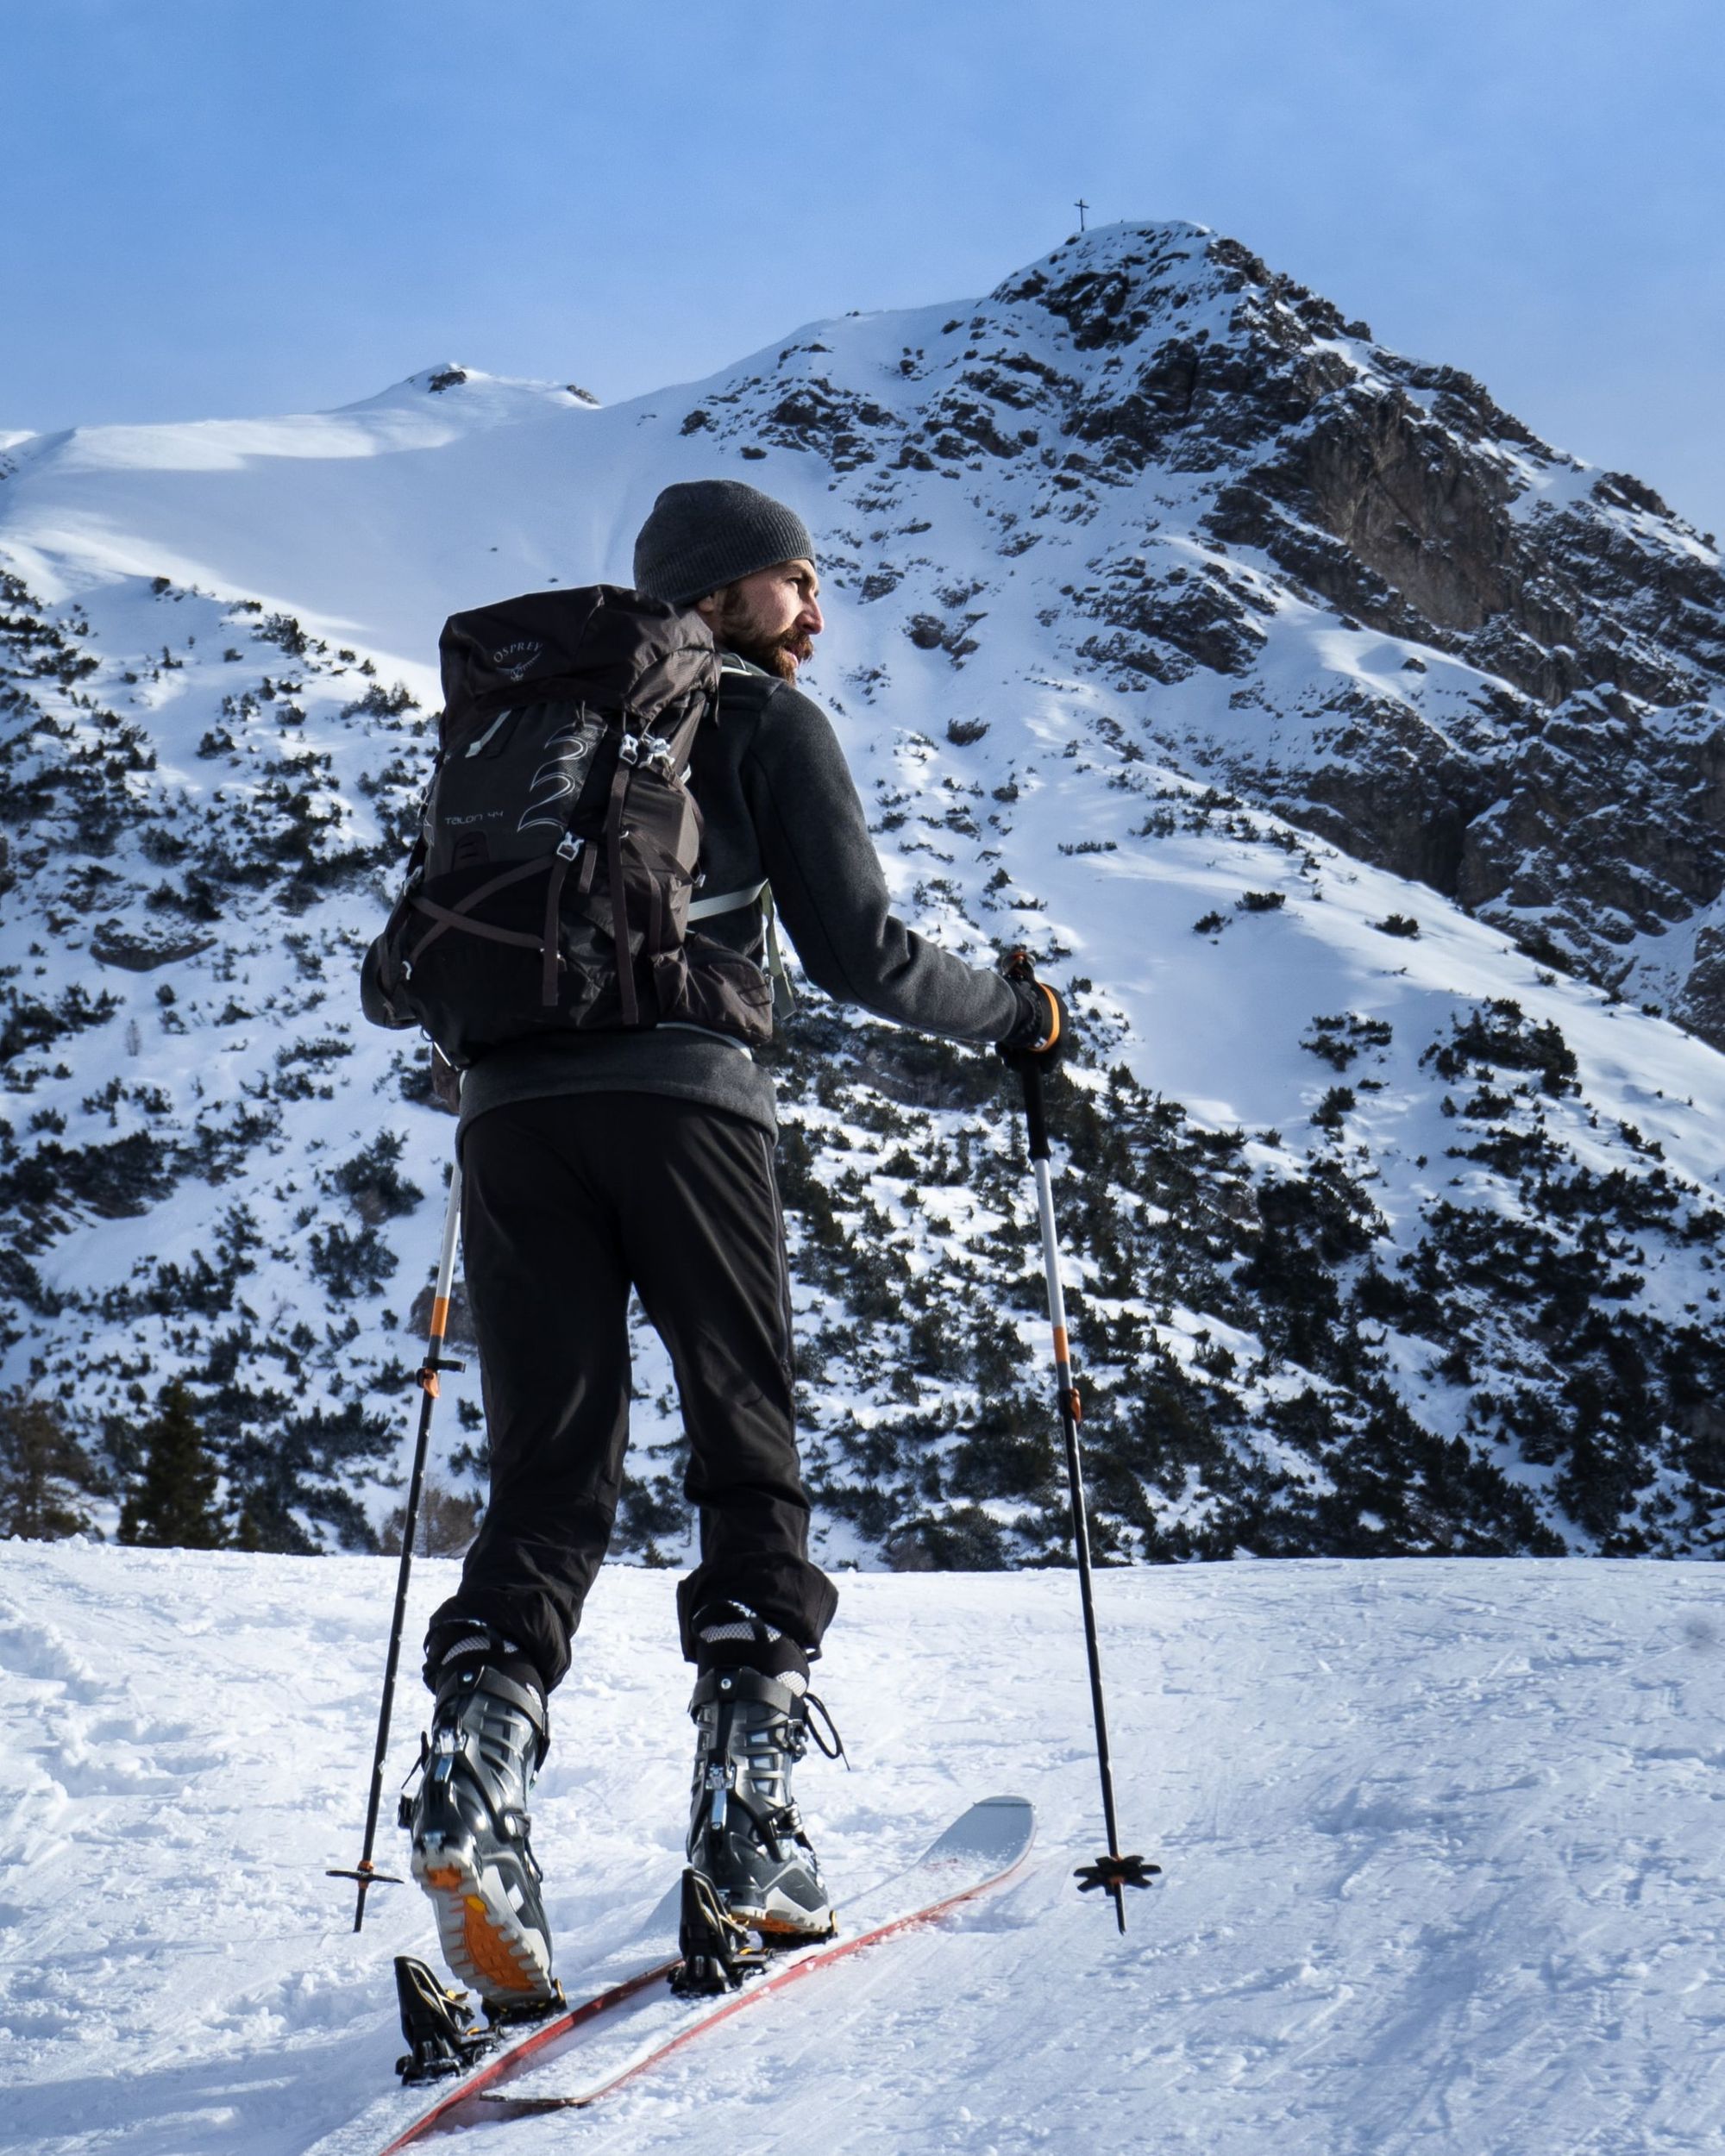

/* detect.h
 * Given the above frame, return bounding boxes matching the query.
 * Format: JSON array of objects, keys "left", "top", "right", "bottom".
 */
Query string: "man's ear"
[{"left": 693, "top": 590, "right": 720, "bottom": 622}]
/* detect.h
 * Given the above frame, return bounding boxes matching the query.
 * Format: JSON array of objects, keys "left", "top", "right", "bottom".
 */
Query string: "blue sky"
[{"left": 4, "top": 0, "right": 1722, "bottom": 535}]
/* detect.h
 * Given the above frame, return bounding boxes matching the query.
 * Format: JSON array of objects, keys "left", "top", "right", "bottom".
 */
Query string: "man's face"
[{"left": 697, "top": 559, "right": 824, "bottom": 681}]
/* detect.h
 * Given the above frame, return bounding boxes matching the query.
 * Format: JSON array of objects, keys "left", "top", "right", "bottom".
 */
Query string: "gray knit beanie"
[{"left": 632, "top": 479, "right": 816, "bottom": 606}]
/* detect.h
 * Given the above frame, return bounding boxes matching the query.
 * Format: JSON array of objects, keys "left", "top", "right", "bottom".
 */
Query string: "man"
[{"left": 404, "top": 478, "right": 1066, "bottom": 2007}]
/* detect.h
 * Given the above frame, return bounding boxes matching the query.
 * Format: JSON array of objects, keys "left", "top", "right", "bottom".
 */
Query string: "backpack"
[{"left": 361, "top": 584, "right": 776, "bottom": 1067}]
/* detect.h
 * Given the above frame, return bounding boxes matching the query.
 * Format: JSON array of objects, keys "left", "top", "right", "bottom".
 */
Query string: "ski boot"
[
  {"left": 402, "top": 1626, "right": 558, "bottom": 2012},
  {"left": 677, "top": 1603, "right": 842, "bottom": 1990}
]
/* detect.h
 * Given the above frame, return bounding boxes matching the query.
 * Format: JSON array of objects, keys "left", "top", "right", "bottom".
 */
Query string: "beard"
[{"left": 705, "top": 588, "right": 814, "bottom": 681}]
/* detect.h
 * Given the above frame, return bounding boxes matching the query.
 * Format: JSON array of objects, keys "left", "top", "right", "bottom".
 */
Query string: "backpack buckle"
[
  {"left": 555, "top": 832, "right": 583, "bottom": 862},
  {"left": 618, "top": 732, "right": 641, "bottom": 766}
]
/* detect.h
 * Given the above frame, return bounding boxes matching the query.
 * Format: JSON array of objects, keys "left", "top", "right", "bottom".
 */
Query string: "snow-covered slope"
[
  {"left": 2, "top": 222, "right": 1724, "bottom": 1564},
  {"left": 3, "top": 1542, "right": 1722, "bottom": 2154}
]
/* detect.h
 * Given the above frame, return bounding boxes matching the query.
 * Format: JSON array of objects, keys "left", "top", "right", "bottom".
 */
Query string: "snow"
[
  {"left": 3, "top": 1541, "right": 1723, "bottom": 2153},
  {"left": 2, "top": 228, "right": 1724, "bottom": 2140}
]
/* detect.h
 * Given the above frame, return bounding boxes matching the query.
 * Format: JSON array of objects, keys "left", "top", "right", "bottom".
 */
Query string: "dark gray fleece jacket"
[{"left": 457, "top": 657, "right": 1023, "bottom": 1143}]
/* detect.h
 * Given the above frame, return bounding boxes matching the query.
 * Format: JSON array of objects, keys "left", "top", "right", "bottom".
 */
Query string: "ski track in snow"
[{"left": 2, "top": 1545, "right": 1723, "bottom": 2153}]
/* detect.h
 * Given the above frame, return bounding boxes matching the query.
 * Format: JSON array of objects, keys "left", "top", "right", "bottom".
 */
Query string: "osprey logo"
[{"left": 490, "top": 639, "right": 544, "bottom": 683}]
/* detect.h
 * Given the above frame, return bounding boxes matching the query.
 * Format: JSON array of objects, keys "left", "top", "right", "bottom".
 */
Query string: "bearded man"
[{"left": 405, "top": 478, "right": 1067, "bottom": 2005}]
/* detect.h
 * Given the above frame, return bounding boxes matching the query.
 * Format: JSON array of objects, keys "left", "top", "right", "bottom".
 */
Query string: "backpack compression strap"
[{"left": 406, "top": 857, "right": 554, "bottom": 967}]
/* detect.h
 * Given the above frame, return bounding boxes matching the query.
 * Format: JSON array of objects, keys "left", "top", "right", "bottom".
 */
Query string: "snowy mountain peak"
[
  {"left": 991, "top": 216, "right": 1295, "bottom": 341},
  {"left": 649, "top": 221, "right": 1725, "bottom": 1044}
]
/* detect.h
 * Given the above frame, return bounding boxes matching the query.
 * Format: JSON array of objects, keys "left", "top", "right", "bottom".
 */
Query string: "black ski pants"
[{"left": 429, "top": 1091, "right": 838, "bottom": 1693}]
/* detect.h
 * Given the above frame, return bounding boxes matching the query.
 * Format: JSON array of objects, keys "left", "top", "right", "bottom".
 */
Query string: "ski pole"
[
  {"left": 1006, "top": 991, "right": 1158, "bottom": 1934},
  {"left": 329, "top": 1156, "right": 467, "bottom": 1933}
]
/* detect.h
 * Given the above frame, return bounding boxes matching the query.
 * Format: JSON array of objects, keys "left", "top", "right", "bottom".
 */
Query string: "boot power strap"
[
  {"left": 460, "top": 1662, "right": 549, "bottom": 1739},
  {"left": 689, "top": 1665, "right": 803, "bottom": 1718}
]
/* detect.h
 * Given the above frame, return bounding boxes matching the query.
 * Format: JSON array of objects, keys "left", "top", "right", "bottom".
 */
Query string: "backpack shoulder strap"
[{"left": 687, "top": 879, "right": 795, "bottom": 1019}]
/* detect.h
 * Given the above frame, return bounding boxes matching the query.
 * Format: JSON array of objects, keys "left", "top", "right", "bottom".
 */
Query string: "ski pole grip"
[
  {"left": 1001, "top": 948, "right": 1052, "bottom": 1161},
  {"left": 1019, "top": 1060, "right": 1051, "bottom": 1162}
]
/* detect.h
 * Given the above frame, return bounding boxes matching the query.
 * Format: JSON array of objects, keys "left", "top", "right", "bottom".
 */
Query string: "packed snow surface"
[{"left": 3, "top": 1543, "right": 1722, "bottom": 2153}]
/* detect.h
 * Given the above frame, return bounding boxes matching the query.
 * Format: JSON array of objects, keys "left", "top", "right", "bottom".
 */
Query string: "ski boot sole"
[
  {"left": 411, "top": 1841, "right": 555, "bottom": 2008},
  {"left": 753, "top": 1912, "right": 838, "bottom": 1943}
]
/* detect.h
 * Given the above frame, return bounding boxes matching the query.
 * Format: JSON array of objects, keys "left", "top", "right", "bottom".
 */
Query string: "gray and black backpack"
[{"left": 361, "top": 585, "right": 776, "bottom": 1067}]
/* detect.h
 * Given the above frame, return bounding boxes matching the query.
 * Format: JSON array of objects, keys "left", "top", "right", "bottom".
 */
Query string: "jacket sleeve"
[{"left": 744, "top": 683, "right": 1022, "bottom": 1044}]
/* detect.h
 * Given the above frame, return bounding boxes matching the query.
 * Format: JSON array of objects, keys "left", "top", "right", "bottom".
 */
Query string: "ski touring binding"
[
  {"left": 669, "top": 1866, "right": 773, "bottom": 1996},
  {"left": 393, "top": 1956, "right": 491, "bottom": 2084}
]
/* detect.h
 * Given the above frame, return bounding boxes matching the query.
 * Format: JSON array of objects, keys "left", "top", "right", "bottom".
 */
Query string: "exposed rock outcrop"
[{"left": 887, "top": 224, "right": 1725, "bottom": 1039}]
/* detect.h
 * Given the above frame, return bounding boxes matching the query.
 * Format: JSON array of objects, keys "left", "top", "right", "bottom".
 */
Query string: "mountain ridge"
[{"left": 2, "top": 217, "right": 1723, "bottom": 1566}]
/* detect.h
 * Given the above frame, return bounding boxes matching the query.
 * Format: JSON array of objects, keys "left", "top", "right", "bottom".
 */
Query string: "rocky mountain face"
[
  {"left": 2, "top": 224, "right": 1723, "bottom": 1569},
  {"left": 1095, "top": 236, "right": 1725, "bottom": 1046},
  {"left": 696, "top": 223, "right": 1725, "bottom": 1044}
]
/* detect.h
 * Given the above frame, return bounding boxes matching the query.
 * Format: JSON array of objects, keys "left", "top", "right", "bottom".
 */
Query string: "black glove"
[{"left": 997, "top": 974, "right": 1071, "bottom": 1071}]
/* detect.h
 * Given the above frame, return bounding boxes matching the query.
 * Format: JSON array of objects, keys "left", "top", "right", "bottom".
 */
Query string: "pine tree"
[
  {"left": 118, "top": 1380, "right": 227, "bottom": 1549},
  {"left": 0, "top": 1388, "right": 97, "bottom": 1539}
]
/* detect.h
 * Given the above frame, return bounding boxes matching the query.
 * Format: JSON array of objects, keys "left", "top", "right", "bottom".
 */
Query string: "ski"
[
  {"left": 309, "top": 1797, "right": 1032, "bottom": 2153},
  {"left": 473, "top": 1796, "right": 1033, "bottom": 2123}
]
